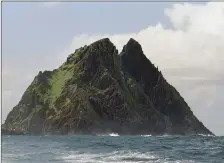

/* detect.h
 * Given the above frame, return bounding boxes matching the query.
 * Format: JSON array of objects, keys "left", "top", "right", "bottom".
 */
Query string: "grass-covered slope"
[{"left": 3, "top": 38, "right": 213, "bottom": 135}]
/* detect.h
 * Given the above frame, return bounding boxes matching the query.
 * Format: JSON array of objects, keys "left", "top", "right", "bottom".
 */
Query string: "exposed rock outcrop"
[{"left": 2, "top": 38, "right": 213, "bottom": 135}]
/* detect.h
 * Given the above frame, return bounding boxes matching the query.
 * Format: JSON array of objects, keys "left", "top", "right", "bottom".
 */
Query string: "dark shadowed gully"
[{"left": 2, "top": 38, "right": 213, "bottom": 136}]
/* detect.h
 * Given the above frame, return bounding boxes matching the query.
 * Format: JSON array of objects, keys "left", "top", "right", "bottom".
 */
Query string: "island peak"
[{"left": 3, "top": 38, "right": 213, "bottom": 136}]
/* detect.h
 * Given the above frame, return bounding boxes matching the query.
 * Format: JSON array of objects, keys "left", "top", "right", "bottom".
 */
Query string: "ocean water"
[{"left": 2, "top": 134, "right": 224, "bottom": 163}]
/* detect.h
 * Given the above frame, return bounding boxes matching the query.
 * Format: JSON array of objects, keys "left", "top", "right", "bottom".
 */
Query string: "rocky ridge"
[{"left": 2, "top": 38, "right": 213, "bottom": 135}]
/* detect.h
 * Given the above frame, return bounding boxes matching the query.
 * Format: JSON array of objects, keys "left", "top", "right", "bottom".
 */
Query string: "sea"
[{"left": 2, "top": 134, "right": 224, "bottom": 163}]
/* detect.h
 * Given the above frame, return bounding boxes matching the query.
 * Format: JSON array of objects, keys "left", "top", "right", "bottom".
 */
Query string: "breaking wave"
[
  {"left": 62, "top": 150, "right": 195, "bottom": 163},
  {"left": 3, "top": 135, "right": 223, "bottom": 163},
  {"left": 109, "top": 133, "right": 119, "bottom": 136},
  {"left": 140, "top": 134, "right": 152, "bottom": 137},
  {"left": 198, "top": 134, "right": 215, "bottom": 137},
  {"left": 97, "top": 133, "right": 120, "bottom": 136}
]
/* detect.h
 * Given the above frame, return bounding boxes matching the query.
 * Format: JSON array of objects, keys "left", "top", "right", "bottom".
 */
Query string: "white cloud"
[
  {"left": 2, "top": 2, "right": 224, "bottom": 135},
  {"left": 64, "top": 2, "right": 224, "bottom": 135}
]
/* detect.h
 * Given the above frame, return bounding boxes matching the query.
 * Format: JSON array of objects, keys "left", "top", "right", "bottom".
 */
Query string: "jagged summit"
[
  {"left": 2, "top": 38, "right": 213, "bottom": 136},
  {"left": 121, "top": 38, "right": 159, "bottom": 84},
  {"left": 122, "top": 38, "right": 143, "bottom": 55},
  {"left": 90, "top": 37, "right": 112, "bottom": 45},
  {"left": 88, "top": 38, "right": 116, "bottom": 54}
]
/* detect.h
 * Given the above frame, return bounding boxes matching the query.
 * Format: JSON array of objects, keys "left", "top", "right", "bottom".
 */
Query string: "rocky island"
[{"left": 2, "top": 38, "right": 213, "bottom": 136}]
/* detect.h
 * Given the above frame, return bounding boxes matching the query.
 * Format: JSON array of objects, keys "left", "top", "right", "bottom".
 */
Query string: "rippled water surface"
[{"left": 2, "top": 134, "right": 224, "bottom": 163}]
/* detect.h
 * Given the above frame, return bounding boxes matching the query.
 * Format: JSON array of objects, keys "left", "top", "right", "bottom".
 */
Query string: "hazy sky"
[{"left": 2, "top": 2, "right": 224, "bottom": 136}]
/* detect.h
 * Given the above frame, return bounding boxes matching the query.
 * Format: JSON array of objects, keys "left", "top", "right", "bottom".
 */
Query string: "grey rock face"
[{"left": 3, "top": 38, "right": 213, "bottom": 136}]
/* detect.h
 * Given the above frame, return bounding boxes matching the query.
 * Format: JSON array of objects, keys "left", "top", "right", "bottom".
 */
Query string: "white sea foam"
[
  {"left": 141, "top": 134, "right": 152, "bottom": 137},
  {"left": 109, "top": 133, "right": 119, "bottom": 136},
  {"left": 157, "top": 134, "right": 171, "bottom": 137},
  {"left": 62, "top": 150, "right": 195, "bottom": 163},
  {"left": 97, "top": 133, "right": 120, "bottom": 136},
  {"left": 198, "top": 134, "right": 215, "bottom": 137},
  {"left": 62, "top": 150, "right": 158, "bottom": 163}
]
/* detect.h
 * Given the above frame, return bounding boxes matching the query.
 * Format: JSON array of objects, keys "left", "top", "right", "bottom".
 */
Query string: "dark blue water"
[{"left": 2, "top": 134, "right": 224, "bottom": 163}]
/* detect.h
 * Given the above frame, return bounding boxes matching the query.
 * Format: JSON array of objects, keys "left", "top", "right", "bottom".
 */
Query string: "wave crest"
[
  {"left": 62, "top": 150, "right": 195, "bottom": 163},
  {"left": 198, "top": 134, "right": 215, "bottom": 137},
  {"left": 141, "top": 135, "right": 152, "bottom": 137},
  {"left": 97, "top": 133, "right": 120, "bottom": 136}
]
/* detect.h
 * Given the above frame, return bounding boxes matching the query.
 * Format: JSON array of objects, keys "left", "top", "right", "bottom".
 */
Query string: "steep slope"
[
  {"left": 2, "top": 38, "right": 213, "bottom": 135},
  {"left": 120, "top": 39, "right": 212, "bottom": 135}
]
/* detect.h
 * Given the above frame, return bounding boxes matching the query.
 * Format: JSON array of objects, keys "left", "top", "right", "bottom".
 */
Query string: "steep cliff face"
[{"left": 3, "top": 38, "right": 212, "bottom": 135}]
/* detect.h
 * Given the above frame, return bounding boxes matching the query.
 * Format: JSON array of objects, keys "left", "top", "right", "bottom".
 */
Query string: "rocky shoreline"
[{"left": 1, "top": 127, "right": 25, "bottom": 135}]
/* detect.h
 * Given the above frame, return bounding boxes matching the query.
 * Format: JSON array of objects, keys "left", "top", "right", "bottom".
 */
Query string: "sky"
[{"left": 2, "top": 2, "right": 224, "bottom": 136}]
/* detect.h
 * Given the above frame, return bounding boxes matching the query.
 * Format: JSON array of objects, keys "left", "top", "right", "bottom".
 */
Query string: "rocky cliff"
[{"left": 2, "top": 38, "right": 213, "bottom": 135}]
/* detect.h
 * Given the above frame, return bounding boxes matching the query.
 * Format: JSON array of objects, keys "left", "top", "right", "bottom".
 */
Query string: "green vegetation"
[{"left": 48, "top": 69, "right": 73, "bottom": 103}]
